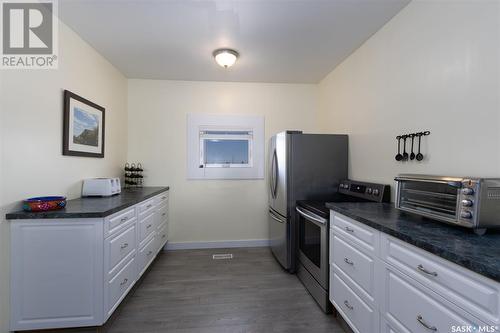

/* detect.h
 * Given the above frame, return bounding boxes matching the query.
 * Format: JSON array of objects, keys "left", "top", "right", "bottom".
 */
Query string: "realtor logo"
[{"left": 1, "top": 0, "right": 58, "bottom": 69}]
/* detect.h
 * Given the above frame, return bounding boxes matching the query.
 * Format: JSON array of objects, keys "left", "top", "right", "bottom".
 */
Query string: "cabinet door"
[
  {"left": 381, "top": 233, "right": 500, "bottom": 326},
  {"left": 380, "top": 263, "right": 486, "bottom": 333},
  {"left": 11, "top": 220, "right": 104, "bottom": 331},
  {"left": 330, "top": 268, "right": 379, "bottom": 333}
]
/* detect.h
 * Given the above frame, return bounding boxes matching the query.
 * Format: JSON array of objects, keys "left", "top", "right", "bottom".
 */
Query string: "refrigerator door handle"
[
  {"left": 269, "top": 209, "right": 286, "bottom": 223},
  {"left": 269, "top": 150, "right": 278, "bottom": 199},
  {"left": 272, "top": 150, "right": 278, "bottom": 198}
]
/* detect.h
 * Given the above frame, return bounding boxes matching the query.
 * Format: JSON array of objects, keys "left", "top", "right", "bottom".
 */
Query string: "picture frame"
[{"left": 63, "top": 90, "right": 105, "bottom": 158}]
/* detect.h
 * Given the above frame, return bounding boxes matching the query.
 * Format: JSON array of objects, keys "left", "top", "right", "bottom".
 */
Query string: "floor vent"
[{"left": 212, "top": 254, "right": 233, "bottom": 260}]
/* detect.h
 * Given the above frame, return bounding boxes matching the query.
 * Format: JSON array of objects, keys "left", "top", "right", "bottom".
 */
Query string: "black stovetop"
[{"left": 297, "top": 192, "right": 372, "bottom": 219}]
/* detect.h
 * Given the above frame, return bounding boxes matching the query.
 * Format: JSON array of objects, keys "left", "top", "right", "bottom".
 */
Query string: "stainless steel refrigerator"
[{"left": 268, "top": 131, "right": 348, "bottom": 272}]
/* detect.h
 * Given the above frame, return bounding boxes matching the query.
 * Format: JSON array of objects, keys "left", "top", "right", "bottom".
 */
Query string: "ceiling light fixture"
[{"left": 213, "top": 48, "right": 239, "bottom": 68}]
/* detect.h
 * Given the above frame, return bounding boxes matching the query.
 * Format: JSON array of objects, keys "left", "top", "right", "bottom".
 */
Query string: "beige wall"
[
  {"left": 0, "top": 22, "right": 128, "bottom": 332},
  {"left": 127, "top": 80, "right": 318, "bottom": 244},
  {"left": 318, "top": 0, "right": 500, "bottom": 199}
]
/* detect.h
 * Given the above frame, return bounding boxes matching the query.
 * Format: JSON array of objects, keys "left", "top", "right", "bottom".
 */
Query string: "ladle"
[{"left": 395, "top": 136, "right": 403, "bottom": 161}]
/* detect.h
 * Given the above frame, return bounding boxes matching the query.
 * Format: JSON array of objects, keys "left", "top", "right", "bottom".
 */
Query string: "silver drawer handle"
[
  {"left": 344, "top": 300, "right": 353, "bottom": 310},
  {"left": 344, "top": 258, "right": 354, "bottom": 265},
  {"left": 120, "top": 278, "right": 128, "bottom": 286},
  {"left": 121, "top": 217, "right": 128, "bottom": 222},
  {"left": 147, "top": 250, "right": 153, "bottom": 256},
  {"left": 121, "top": 243, "right": 128, "bottom": 249},
  {"left": 417, "top": 264, "right": 438, "bottom": 277},
  {"left": 147, "top": 224, "right": 152, "bottom": 229},
  {"left": 417, "top": 315, "right": 437, "bottom": 331},
  {"left": 344, "top": 226, "right": 354, "bottom": 233}
]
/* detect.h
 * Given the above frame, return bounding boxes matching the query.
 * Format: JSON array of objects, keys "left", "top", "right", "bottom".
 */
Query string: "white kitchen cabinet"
[
  {"left": 10, "top": 219, "right": 104, "bottom": 331},
  {"left": 331, "top": 269, "right": 379, "bottom": 333},
  {"left": 331, "top": 230, "right": 377, "bottom": 307},
  {"left": 329, "top": 211, "right": 500, "bottom": 333},
  {"left": 381, "top": 233, "right": 500, "bottom": 326},
  {"left": 137, "top": 233, "right": 158, "bottom": 277},
  {"left": 380, "top": 262, "right": 487, "bottom": 333},
  {"left": 10, "top": 189, "right": 169, "bottom": 331},
  {"left": 105, "top": 256, "right": 137, "bottom": 319}
]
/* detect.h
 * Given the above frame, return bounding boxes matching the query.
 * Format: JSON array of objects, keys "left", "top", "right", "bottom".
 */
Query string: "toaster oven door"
[{"left": 395, "top": 177, "right": 462, "bottom": 223}]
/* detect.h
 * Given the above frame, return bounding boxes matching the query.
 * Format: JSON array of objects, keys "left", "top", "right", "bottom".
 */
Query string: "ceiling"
[{"left": 59, "top": 0, "right": 410, "bottom": 83}]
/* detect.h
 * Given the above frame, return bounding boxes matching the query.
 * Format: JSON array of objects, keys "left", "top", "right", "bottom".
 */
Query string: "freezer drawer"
[{"left": 268, "top": 208, "right": 290, "bottom": 270}]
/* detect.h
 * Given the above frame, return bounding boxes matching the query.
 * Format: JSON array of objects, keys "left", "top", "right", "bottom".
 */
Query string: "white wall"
[
  {"left": 128, "top": 80, "right": 318, "bottom": 245},
  {"left": 0, "top": 22, "right": 128, "bottom": 332},
  {"left": 318, "top": 0, "right": 500, "bottom": 198}
]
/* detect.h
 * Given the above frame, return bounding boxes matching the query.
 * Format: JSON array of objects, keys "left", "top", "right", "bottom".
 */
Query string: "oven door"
[{"left": 296, "top": 206, "right": 328, "bottom": 289}]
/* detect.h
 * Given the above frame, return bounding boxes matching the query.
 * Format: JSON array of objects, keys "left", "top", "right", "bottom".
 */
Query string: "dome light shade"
[{"left": 213, "top": 49, "right": 239, "bottom": 68}]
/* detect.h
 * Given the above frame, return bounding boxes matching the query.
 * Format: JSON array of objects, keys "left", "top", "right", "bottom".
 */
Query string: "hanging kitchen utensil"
[
  {"left": 402, "top": 135, "right": 409, "bottom": 161},
  {"left": 410, "top": 134, "right": 416, "bottom": 160},
  {"left": 395, "top": 136, "right": 403, "bottom": 161},
  {"left": 416, "top": 133, "right": 424, "bottom": 161}
]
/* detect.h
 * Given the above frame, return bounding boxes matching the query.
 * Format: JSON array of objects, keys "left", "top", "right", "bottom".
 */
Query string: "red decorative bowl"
[{"left": 22, "top": 196, "right": 67, "bottom": 212}]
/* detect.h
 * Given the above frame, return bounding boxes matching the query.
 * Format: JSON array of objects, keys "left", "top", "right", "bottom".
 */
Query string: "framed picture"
[{"left": 63, "top": 90, "right": 105, "bottom": 158}]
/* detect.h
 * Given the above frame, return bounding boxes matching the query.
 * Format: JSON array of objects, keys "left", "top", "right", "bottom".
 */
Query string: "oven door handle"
[{"left": 296, "top": 207, "right": 328, "bottom": 226}]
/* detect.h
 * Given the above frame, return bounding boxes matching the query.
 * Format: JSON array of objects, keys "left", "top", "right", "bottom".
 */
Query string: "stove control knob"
[
  {"left": 373, "top": 189, "right": 380, "bottom": 196},
  {"left": 367, "top": 188, "right": 373, "bottom": 194},
  {"left": 461, "top": 211, "right": 473, "bottom": 219},
  {"left": 461, "top": 199, "right": 473, "bottom": 207},
  {"left": 462, "top": 188, "right": 474, "bottom": 195}
]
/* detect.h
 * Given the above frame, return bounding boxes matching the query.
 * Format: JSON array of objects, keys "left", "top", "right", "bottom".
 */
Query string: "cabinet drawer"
[
  {"left": 139, "top": 212, "right": 156, "bottom": 245},
  {"left": 155, "top": 191, "right": 169, "bottom": 206},
  {"left": 156, "top": 222, "right": 168, "bottom": 252},
  {"left": 106, "top": 256, "right": 136, "bottom": 317},
  {"left": 105, "top": 208, "right": 136, "bottom": 236},
  {"left": 330, "top": 270, "right": 379, "bottom": 333},
  {"left": 105, "top": 223, "right": 136, "bottom": 277},
  {"left": 157, "top": 204, "right": 168, "bottom": 229},
  {"left": 380, "top": 318, "right": 399, "bottom": 333},
  {"left": 331, "top": 212, "right": 379, "bottom": 254},
  {"left": 138, "top": 199, "right": 155, "bottom": 214},
  {"left": 332, "top": 233, "right": 376, "bottom": 303},
  {"left": 137, "top": 235, "right": 157, "bottom": 277},
  {"left": 381, "top": 234, "right": 500, "bottom": 325},
  {"left": 380, "top": 263, "right": 485, "bottom": 333}
]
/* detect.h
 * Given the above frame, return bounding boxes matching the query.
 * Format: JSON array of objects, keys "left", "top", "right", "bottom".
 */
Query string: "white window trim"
[{"left": 187, "top": 114, "right": 265, "bottom": 180}]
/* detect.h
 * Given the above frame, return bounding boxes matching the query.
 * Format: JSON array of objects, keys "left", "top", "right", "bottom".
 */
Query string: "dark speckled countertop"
[
  {"left": 6, "top": 187, "right": 169, "bottom": 220},
  {"left": 326, "top": 202, "right": 500, "bottom": 283}
]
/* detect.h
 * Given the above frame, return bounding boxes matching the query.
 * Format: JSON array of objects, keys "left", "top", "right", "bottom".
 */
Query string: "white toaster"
[{"left": 82, "top": 178, "right": 121, "bottom": 197}]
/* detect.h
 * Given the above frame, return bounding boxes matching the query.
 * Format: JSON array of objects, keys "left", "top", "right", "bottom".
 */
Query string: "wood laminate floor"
[{"left": 25, "top": 247, "right": 346, "bottom": 333}]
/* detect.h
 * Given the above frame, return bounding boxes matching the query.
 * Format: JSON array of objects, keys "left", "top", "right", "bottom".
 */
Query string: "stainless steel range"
[{"left": 296, "top": 180, "right": 390, "bottom": 313}]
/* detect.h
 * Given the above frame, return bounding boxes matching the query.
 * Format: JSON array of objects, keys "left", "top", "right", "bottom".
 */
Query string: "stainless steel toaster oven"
[{"left": 395, "top": 174, "right": 500, "bottom": 234}]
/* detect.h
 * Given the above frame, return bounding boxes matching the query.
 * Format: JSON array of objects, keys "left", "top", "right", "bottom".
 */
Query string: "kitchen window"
[
  {"left": 199, "top": 130, "right": 253, "bottom": 168},
  {"left": 187, "top": 114, "right": 264, "bottom": 179}
]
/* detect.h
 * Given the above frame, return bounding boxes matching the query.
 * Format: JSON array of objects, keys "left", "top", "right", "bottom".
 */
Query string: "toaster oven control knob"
[
  {"left": 367, "top": 188, "right": 373, "bottom": 194},
  {"left": 461, "top": 199, "right": 473, "bottom": 207},
  {"left": 462, "top": 188, "right": 474, "bottom": 195},
  {"left": 373, "top": 189, "right": 380, "bottom": 196},
  {"left": 460, "top": 211, "right": 473, "bottom": 219}
]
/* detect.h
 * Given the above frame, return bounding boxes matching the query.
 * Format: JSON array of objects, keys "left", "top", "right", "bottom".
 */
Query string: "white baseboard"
[{"left": 165, "top": 239, "right": 270, "bottom": 250}]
